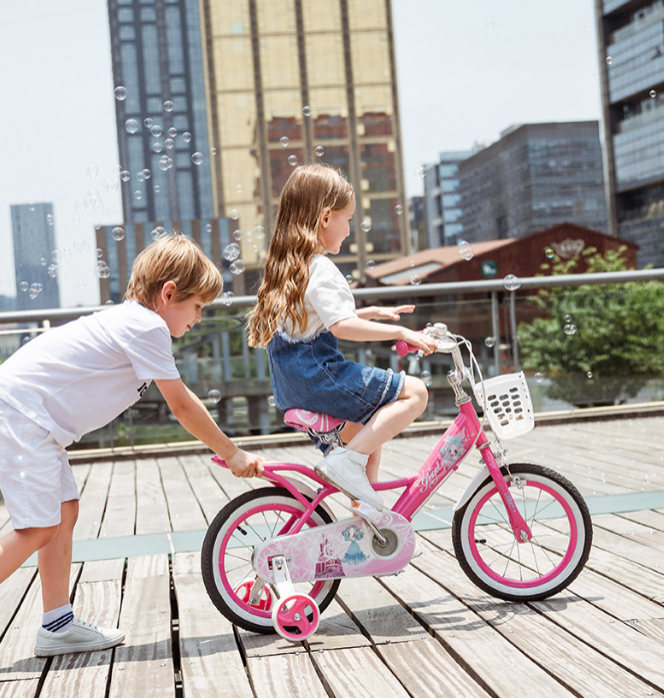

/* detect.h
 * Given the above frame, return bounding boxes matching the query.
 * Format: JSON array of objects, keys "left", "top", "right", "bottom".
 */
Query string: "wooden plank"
[
  {"left": 0, "top": 681, "right": 38, "bottom": 698},
  {"left": 0, "top": 568, "right": 36, "bottom": 638},
  {"left": 74, "top": 462, "right": 113, "bottom": 541},
  {"left": 177, "top": 455, "right": 229, "bottom": 525},
  {"left": 335, "top": 577, "right": 424, "bottom": 645},
  {"left": 247, "top": 653, "right": 328, "bottom": 698},
  {"left": 0, "top": 565, "right": 81, "bottom": 681},
  {"left": 627, "top": 617, "right": 664, "bottom": 644},
  {"left": 377, "top": 640, "right": 493, "bottom": 698},
  {"left": 305, "top": 599, "right": 368, "bottom": 652},
  {"left": 134, "top": 459, "right": 171, "bottom": 536},
  {"left": 310, "top": 645, "right": 412, "bottom": 698},
  {"left": 157, "top": 458, "right": 207, "bottom": 532},
  {"left": 99, "top": 461, "right": 136, "bottom": 538},
  {"left": 108, "top": 555, "right": 174, "bottom": 698},
  {"left": 78, "top": 559, "right": 125, "bottom": 585},
  {"left": 617, "top": 509, "right": 664, "bottom": 533},
  {"left": 70, "top": 463, "right": 91, "bottom": 494},
  {"left": 237, "top": 627, "right": 303, "bottom": 658},
  {"left": 592, "top": 512, "right": 664, "bottom": 550},
  {"left": 171, "top": 557, "right": 253, "bottom": 698},
  {"left": 380, "top": 558, "right": 573, "bottom": 698}
]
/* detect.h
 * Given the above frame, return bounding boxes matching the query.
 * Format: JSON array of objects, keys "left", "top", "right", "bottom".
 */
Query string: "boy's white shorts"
[{"left": 0, "top": 400, "right": 79, "bottom": 529}]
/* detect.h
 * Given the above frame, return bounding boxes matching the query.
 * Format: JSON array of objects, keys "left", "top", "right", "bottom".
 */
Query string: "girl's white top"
[{"left": 280, "top": 254, "right": 357, "bottom": 341}]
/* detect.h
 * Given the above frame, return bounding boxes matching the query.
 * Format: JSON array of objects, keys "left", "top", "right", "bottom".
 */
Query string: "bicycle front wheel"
[{"left": 452, "top": 463, "right": 592, "bottom": 601}]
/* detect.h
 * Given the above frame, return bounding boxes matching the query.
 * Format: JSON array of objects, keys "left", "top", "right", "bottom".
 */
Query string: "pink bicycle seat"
[{"left": 284, "top": 408, "right": 345, "bottom": 433}]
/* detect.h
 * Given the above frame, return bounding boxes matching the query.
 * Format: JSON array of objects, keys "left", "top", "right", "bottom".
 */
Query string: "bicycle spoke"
[
  {"left": 225, "top": 560, "right": 253, "bottom": 575},
  {"left": 488, "top": 496, "right": 510, "bottom": 527}
]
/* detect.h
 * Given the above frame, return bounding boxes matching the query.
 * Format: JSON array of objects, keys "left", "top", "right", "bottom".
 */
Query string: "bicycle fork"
[{"left": 477, "top": 435, "right": 532, "bottom": 543}]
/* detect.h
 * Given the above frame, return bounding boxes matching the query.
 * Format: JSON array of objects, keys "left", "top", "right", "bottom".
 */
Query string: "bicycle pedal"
[{"left": 350, "top": 500, "right": 383, "bottom": 525}]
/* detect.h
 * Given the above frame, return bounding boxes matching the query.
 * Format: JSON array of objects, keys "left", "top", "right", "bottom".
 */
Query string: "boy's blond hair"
[{"left": 125, "top": 234, "right": 222, "bottom": 309}]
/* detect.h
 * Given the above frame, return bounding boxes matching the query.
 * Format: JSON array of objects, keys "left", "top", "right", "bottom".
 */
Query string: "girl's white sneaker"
[
  {"left": 34, "top": 618, "right": 125, "bottom": 657},
  {"left": 315, "top": 447, "right": 384, "bottom": 511}
]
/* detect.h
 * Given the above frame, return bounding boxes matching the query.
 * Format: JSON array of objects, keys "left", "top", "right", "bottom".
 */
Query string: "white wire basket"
[{"left": 472, "top": 371, "right": 535, "bottom": 440}]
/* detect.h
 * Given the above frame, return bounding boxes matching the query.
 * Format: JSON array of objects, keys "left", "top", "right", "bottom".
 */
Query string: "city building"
[
  {"left": 596, "top": 0, "right": 664, "bottom": 267},
  {"left": 10, "top": 203, "right": 61, "bottom": 311},
  {"left": 408, "top": 195, "right": 425, "bottom": 252},
  {"left": 458, "top": 122, "right": 608, "bottom": 242},
  {"left": 423, "top": 150, "right": 474, "bottom": 248},
  {"left": 201, "top": 0, "right": 409, "bottom": 283},
  {"left": 107, "top": 0, "right": 215, "bottom": 227}
]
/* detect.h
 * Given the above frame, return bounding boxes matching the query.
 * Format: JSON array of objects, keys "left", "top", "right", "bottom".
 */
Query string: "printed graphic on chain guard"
[{"left": 253, "top": 511, "right": 415, "bottom": 583}]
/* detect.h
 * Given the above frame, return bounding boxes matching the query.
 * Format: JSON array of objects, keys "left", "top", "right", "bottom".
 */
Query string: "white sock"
[{"left": 42, "top": 604, "right": 74, "bottom": 633}]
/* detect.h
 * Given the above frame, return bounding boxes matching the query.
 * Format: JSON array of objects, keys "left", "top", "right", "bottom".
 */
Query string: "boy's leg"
[
  {"left": 38, "top": 499, "right": 78, "bottom": 612},
  {"left": 0, "top": 526, "right": 59, "bottom": 585}
]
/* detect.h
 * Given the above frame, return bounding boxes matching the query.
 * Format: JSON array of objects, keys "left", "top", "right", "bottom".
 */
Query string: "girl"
[{"left": 247, "top": 164, "right": 436, "bottom": 511}]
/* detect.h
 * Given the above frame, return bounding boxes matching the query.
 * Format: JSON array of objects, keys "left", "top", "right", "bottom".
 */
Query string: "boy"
[{"left": 0, "top": 234, "right": 263, "bottom": 657}]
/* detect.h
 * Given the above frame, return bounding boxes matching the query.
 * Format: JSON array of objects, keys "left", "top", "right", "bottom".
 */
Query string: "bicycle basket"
[{"left": 472, "top": 371, "right": 534, "bottom": 439}]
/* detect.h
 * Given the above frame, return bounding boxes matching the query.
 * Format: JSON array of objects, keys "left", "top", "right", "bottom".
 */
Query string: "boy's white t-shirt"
[
  {"left": 0, "top": 301, "right": 180, "bottom": 447},
  {"left": 281, "top": 254, "right": 357, "bottom": 340}
]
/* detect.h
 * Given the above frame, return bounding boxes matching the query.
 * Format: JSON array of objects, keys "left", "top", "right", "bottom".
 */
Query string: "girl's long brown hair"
[{"left": 247, "top": 164, "right": 354, "bottom": 347}]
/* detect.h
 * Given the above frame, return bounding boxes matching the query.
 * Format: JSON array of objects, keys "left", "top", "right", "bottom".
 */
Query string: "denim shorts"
[{"left": 267, "top": 330, "right": 405, "bottom": 428}]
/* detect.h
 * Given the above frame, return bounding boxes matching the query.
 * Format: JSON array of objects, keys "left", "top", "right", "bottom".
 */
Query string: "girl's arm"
[
  {"left": 356, "top": 304, "right": 415, "bottom": 321},
  {"left": 329, "top": 316, "right": 437, "bottom": 354}
]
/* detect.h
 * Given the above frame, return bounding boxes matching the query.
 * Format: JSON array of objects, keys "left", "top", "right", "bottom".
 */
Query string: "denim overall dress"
[{"left": 267, "top": 329, "right": 405, "bottom": 437}]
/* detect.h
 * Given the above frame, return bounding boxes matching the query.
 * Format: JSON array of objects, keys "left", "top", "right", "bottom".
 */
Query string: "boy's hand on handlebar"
[
  {"left": 400, "top": 327, "right": 437, "bottom": 355},
  {"left": 225, "top": 449, "right": 265, "bottom": 478}
]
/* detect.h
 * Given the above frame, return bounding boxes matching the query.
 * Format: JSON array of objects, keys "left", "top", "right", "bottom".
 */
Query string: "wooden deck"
[{"left": 1, "top": 416, "right": 663, "bottom": 697}]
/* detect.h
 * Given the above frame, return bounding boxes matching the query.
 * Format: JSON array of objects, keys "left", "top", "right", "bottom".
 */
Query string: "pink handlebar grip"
[{"left": 396, "top": 339, "right": 420, "bottom": 357}]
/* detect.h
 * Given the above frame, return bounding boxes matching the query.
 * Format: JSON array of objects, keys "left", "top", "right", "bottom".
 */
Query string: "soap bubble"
[
  {"left": 106, "top": 300, "right": 114, "bottom": 305},
  {"left": 73, "top": 238, "right": 86, "bottom": 252},
  {"left": 220, "top": 291, "right": 234, "bottom": 306},
  {"left": 366, "top": 260, "right": 375, "bottom": 270},
  {"left": 125, "top": 119, "right": 139, "bottom": 134},
  {"left": 564, "top": 324, "right": 577, "bottom": 335},
  {"left": 114, "top": 86, "right": 128, "bottom": 100},
  {"left": 230, "top": 259, "right": 245, "bottom": 275},
  {"left": 112, "top": 227, "right": 125, "bottom": 241},
  {"left": 417, "top": 167, "right": 426, "bottom": 178},
  {"left": 235, "top": 184, "right": 243, "bottom": 194},
  {"left": 159, "top": 156, "right": 173, "bottom": 171},
  {"left": 233, "top": 230, "right": 242, "bottom": 241},
  {"left": 74, "top": 199, "right": 87, "bottom": 211},
  {"left": 288, "top": 155, "right": 298, "bottom": 166},
  {"left": 410, "top": 274, "right": 422, "bottom": 286},
  {"left": 229, "top": 208, "right": 240, "bottom": 220},
  {"left": 86, "top": 164, "right": 99, "bottom": 179},
  {"left": 503, "top": 274, "right": 521, "bottom": 291},
  {"left": 142, "top": 168, "right": 151, "bottom": 179},
  {"left": 587, "top": 371, "right": 593, "bottom": 379},
  {"left": 211, "top": 147, "right": 217, "bottom": 155},
  {"left": 244, "top": 230, "right": 254, "bottom": 243},
  {"left": 96, "top": 264, "right": 111, "bottom": 279},
  {"left": 164, "top": 138, "right": 175, "bottom": 149},
  {"left": 208, "top": 389, "right": 221, "bottom": 403},
  {"left": 394, "top": 205, "right": 404, "bottom": 215},
  {"left": 484, "top": 336, "right": 495, "bottom": 348},
  {"left": 27, "top": 202, "right": 36, "bottom": 212},
  {"left": 154, "top": 184, "right": 161, "bottom": 193},
  {"left": 22, "top": 338, "right": 30, "bottom": 346},
  {"left": 360, "top": 219, "right": 371, "bottom": 233},
  {"left": 205, "top": 223, "right": 213, "bottom": 233},
  {"left": 52, "top": 250, "right": 62, "bottom": 262},
  {"left": 280, "top": 136, "right": 289, "bottom": 147},
  {"left": 151, "top": 226, "right": 166, "bottom": 240},
  {"left": 152, "top": 142, "right": 164, "bottom": 153},
  {"left": 40, "top": 257, "right": 47, "bottom": 266},
  {"left": 103, "top": 179, "right": 118, "bottom": 193},
  {"left": 534, "top": 372, "right": 544, "bottom": 383},
  {"left": 254, "top": 225, "right": 265, "bottom": 239},
  {"left": 545, "top": 248, "right": 554, "bottom": 258},
  {"left": 302, "top": 106, "right": 312, "bottom": 116},
  {"left": 168, "top": 127, "right": 177, "bottom": 138},
  {"left": 191, "top": 152, "right": 204, "bottom": 165},
  {"left": 134, "top": 190, "right": 144, "bottom": 200},
  {"left": 606, "top": 56, "right": 612, "bottom": 65},
  {"left": 345, "top": 274, "right": 353, "bottom": 284},
  {"left": 0, "top": 276, "right": 9, "bottom": 290},
  {"left": 420, "top": 370, "right": 432, "bottom": 386},
  {"left": 457, "top": 240, "right": 473, "bottom": 261},
  {"left": 29, "top": 284, "right": 40, "bottom": 300},
  {"left": 314, "top": 145, "right": 324, "bottom": 157},
  {"left": 151, "top": 125, "right": 163, "bottom": 138},
  {"left": 163, "top": 100, "right": 174, "bottom": 112},
  {"left": 120, "top": 170, "right": 131, "bottom": 182},
  {"left": 144, "top": 118, "right": 154, "bottom": 129},
  {"left": 136, "top": 172, "right": 145, "bottom": 182},
  {"left": 47, "top": 265, "right": 58, "bottom": 278},
  {"left": 46, "top": 214, "right": 54, "bottom": 226},
  {"left": 564, "top": 314, "right": 572, "bottom": 323},
  {"left": 77, "top": 281, "right": 86, "bottom": 290},
  {"left": 650, "top": 90, "right": 657, "bottom": 98},
  {"left": 182, "top": 132, "right": 192, "bottom": 143},
  {"left": 19, "top": 281, "right": 29, "bottom": 291}
]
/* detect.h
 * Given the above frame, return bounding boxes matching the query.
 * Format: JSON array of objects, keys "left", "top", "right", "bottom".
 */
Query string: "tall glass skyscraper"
[
  {"left": 200, "top": 0, "right": 408, "bottom": 282},
  {"left": 108, "top": 0, "right": 215, "bottom": 230},
  {"left": 596, "top": 0, "right": 664, "bottom": 267}
]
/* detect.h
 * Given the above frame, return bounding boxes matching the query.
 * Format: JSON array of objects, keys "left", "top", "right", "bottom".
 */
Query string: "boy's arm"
[
  {"left": 356, "top": 304, "right": 415, "bottom": 321},
  {"left": 329, "top": 316, "right": 437, "bottom": 354},
  {"left": 155, "top": 378, "right": 264, "bottom": 478}
]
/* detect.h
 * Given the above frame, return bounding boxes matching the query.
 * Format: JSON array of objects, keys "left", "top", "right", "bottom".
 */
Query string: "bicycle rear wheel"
[
  {"left": 452, "top": 463, "right": 592, "bottom": 601},
  {"left": 201, "top": 487, "right": 340, "bottom": 634}
]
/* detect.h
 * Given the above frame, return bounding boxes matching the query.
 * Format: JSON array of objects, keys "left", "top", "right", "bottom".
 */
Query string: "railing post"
[
  {"left": 491, "top": 291, "right": 500, "bottom": 376},
  {"left": 510, "top": 291, "right": 520, "bottom": 372}
]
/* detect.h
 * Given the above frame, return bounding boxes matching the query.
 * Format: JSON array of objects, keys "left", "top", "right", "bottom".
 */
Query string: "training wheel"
[
  {"left": 234, "top": 580, "right": 273, "bottom": 611},
  {"left": 271, "top": 593, "right": 319, "bottom": 641}
]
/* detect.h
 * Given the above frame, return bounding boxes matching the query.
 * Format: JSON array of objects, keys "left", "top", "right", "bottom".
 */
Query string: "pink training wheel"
[
  {"left": 271, "top": 593, "right": 320, "bottom": 641},
  {"left": 234, "top": 580, "right": 273, "bottom": 611}
]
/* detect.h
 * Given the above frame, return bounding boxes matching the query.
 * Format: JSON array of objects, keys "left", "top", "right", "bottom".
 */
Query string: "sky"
[{"left": 0, "top": 0, "right": 601, "bottom": 308}]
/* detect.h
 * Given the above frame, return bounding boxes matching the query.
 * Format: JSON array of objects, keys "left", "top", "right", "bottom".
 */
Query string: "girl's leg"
[
  {"left": 340, "top": 422, "right": 381, "bottom": 482},
  {"left": 38, "top": 500, "right": 79, "bottom": 612},
  {"left": 0, "top": 526, "right": 59, "bottom": 585},
  {"left": 346, "top": 376, "right": 428, "bottom": 456}
]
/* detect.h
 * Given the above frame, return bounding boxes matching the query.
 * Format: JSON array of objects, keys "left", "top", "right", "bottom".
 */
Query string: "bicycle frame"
[{"left": 211, "top": 402, "right": 533, "bottom": 542}]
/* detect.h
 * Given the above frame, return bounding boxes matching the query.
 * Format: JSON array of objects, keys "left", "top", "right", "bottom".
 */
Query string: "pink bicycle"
[{"left": 201, "top": 323, "right": 592, "bottom": 641}]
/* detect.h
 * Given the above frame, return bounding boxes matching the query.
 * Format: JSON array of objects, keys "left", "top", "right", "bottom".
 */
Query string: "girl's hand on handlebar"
[
  {"left": 225, "top": 449, "right": 265, "bottom": 478},
  {"left": 400, "top": 327, "right": 437, "bottom": 355}
]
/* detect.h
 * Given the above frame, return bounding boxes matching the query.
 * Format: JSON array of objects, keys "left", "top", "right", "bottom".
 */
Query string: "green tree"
[{"left": 518, "top": 246, "right": 664, "bottom": 406}]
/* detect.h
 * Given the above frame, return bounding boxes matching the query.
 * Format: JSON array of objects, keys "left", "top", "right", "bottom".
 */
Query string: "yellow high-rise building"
[{"left": 199, "top": 0, "right": 409, "bottom": 285}]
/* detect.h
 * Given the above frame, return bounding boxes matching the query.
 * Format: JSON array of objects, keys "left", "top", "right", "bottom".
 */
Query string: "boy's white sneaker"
[
  {"left": 315, "top": 447, "right": 384, "bottom": 511},
  {"left": 34, "top": 618, "right": 125, "bottom": 657}
]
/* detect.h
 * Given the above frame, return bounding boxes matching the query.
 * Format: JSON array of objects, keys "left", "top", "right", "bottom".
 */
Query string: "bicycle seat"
[{"left": 284, "top": 408, "right": 345, "bottom": 434}]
